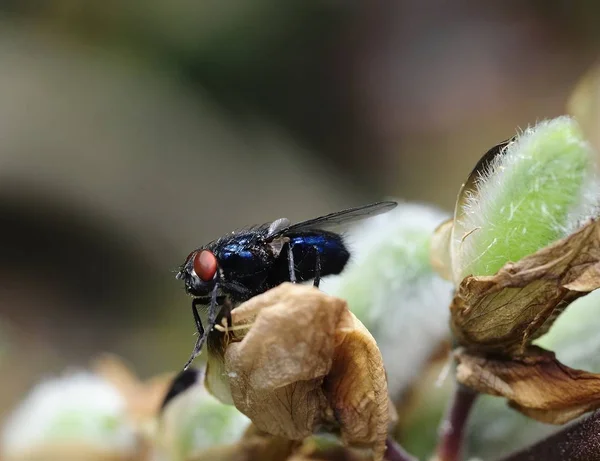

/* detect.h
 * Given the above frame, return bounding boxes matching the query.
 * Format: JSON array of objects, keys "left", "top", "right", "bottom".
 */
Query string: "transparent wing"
[
  {"left": 466, "top": 138, "right": 513, "bottom": 185},
  {"left": 267, "top": 201, "right": 397, "bottom": 238},
  {"left": 265, "top": 218, "right": 291, "bottom": 238},
  {"left": 457, "top": 138, "right": 514, "bottom": 208}
]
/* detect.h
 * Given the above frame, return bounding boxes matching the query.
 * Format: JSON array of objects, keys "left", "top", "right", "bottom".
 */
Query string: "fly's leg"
[
  {"left": 191, "top": 298, "right": 205, "bottom": 337},
  {"left": 287, "top": 243, "right": 297, "bottom": 283},
  {"left": 207, "top": 283, "right": 220, "bottom": 333},
  {"left": 222, "top": 298, "right": 233, "bottom": 329},
  {"left": 183, "top": 298, "right": 207, "bottom": 370},
  {"left": 183, "top": 284, "right": 220, "bottom": 370},
  {"left": 313, "top": 246, "right": 321, "bottom": 288},
  {"left": 190, "top": 295, "right": 227, "bottom": 305},
  {"left": 218, "top": 297, "right": 234, "bottom": 337}
]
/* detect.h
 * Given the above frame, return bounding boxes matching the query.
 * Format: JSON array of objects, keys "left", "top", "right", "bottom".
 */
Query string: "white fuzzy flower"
[
  {"left": 1, "top": 372, "right": 138, "bottom": 458},
  {"left": 321, "top": 202, "right": 453, "bottom": 399}
]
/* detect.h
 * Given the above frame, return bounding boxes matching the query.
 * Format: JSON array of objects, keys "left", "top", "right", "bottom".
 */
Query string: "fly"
[{"left": 176, "top": 200, "right": 397, "bottom": 370}]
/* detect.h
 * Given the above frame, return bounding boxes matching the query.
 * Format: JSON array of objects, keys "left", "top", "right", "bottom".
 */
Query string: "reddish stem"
[{"left": 434, "top": 383, "right": 478, "bottom": 461}]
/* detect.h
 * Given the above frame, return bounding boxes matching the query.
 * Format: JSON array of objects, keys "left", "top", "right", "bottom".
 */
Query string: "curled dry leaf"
[
  {"left": 450, "top": 218, "right": 600, "bottom": 356},
  {"left": 435, "top": 218, "right": 600, "bottom": 424},
  {"left": 204, "top": 283, "right": 390, "bottom": 461},
  {"left": 455, "top": 347, "right": 600, "bottom": 425}
]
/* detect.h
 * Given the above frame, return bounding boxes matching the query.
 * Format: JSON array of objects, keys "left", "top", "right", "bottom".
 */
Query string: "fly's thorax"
[{"left": 214, "top": 235, "right": 276, "bottom": 286}]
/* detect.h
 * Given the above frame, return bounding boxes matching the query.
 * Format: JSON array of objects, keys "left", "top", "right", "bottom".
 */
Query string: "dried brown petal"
[
  {"left": 450, "top": 218, "right": 600, "bottom": 355},
  {"left": 324, "top": 308, "right": 388, "bottom": 455},
  {"left": 223, "top": 285, "right": 342, "bottom": 440},
  {"left": 206, "top": 283, "right": 389, "bottom": 461},
  {"left": 455, "top": 347, "right": 600, "bottom": 424}
]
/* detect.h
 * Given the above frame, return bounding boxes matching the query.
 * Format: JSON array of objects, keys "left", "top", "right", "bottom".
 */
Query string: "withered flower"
[
  {"left": 202, "top": 282, "right": 391, "bottom": 461},
  {"left": 432, "top": 116, "right": 600, "bottom": 425},
  {"left": 318, "top": 202, "right": 454, "bottom": 457},
  {"left": 320, "top": 202, "right": 454, "bottom": 404},
  {"left": 450, "top": 218, "right": 600, "bottom": 358}
]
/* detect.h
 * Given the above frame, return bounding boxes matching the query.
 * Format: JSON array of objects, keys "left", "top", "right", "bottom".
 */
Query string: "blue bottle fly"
[{"left": 175, "top": 201, "right": 397, "bottom": 371}]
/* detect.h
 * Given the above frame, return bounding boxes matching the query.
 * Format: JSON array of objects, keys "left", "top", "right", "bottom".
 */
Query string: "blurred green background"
[{"left": 0, "top": 0, "right": 599, "bottom": 425}]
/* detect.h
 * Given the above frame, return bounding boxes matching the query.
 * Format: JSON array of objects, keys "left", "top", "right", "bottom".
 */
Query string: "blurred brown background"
[{"left": 0, "top": 0, "right": 599, "bottom": 419}]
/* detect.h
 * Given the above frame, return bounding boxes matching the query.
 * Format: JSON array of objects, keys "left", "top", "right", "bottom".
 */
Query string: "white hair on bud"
[{"left": 452, "top": 116, "right": 600, "bottom": 282}]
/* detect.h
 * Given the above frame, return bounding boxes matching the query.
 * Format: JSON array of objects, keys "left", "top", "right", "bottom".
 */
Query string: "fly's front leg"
[
  {"left": 287, "top": 243, "right": 297, "bottom": 283},
  {"left": 191, "top": 298, "right": 205, "bottom": 337},
  {"left": 217, "top": 297, "right": 234, "bottom": 335},
  {"left": 207, "top": 283, "right": 220, "bottom": 333},
  {"left": 183, "top": 284, "right": 220, "bottom": 370},
  {"left": 222, "top": 297, "right": 233, "bottom": 329},
  {"left": 313, "top": 246, "right": 321, "bottom": 288},
  {"left": 188, "top": 294, "right": 227, "bottom": 335},
  {"left": 183, "top": 298, "right": 208, "bottom": 370}
]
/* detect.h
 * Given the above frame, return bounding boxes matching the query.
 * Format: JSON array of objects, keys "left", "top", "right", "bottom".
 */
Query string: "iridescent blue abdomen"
[{"left": 269, "top": 230, "right": 350, "bottom": 285}]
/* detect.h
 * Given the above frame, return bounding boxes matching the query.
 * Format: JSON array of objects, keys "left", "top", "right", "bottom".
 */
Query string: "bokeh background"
[{"left": 1, "top": 0, "right": 600, "bottom": 437}]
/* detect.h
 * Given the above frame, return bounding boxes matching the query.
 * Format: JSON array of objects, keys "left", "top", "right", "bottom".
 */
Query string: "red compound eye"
[{"left": 193, "top": 250, "right": 217, "bottom": 282}]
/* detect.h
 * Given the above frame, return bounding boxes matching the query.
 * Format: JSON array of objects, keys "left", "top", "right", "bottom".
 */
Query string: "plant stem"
[
  {"left": 434, "top": 383, "right": 478, "bottom": 461},
  {"left": 385, "top": 437, "right": 419, "bottom": 461},
  {"left": 500, "top": 410, "right": 600, "bottom": 461}
]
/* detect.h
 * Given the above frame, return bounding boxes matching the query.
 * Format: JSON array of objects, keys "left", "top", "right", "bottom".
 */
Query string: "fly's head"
[{"left": 176, "top": 249, "right": 219, "bottom": 296}]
